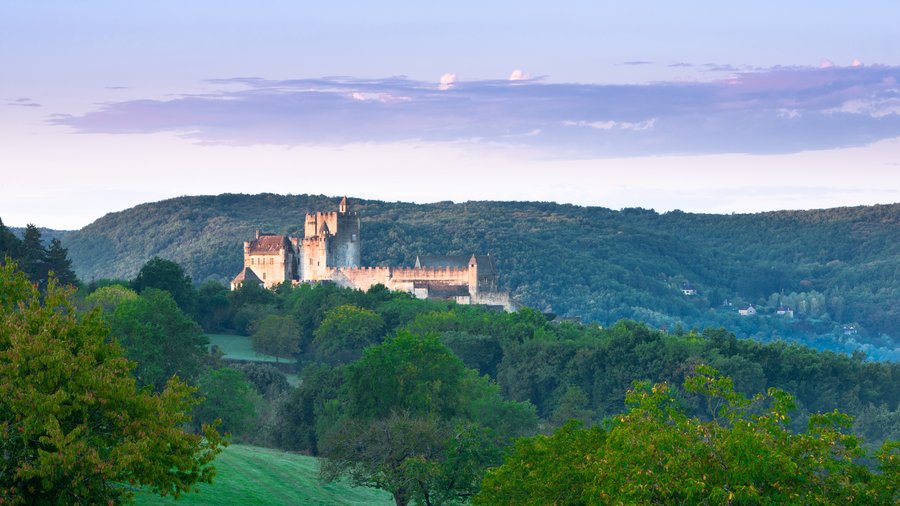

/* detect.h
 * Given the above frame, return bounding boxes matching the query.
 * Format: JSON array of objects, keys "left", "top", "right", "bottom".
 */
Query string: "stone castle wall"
[
  {"left": 327, "top": 266, "right": 393, "bottom": 292},
  {"left": 233, "top": 198, "right": 513, "bottom": 311},
  {"left": 327, "top": 266, "right": 473, "bottom": 294}
]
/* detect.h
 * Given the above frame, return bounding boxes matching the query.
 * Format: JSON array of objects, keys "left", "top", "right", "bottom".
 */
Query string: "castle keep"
[{"left": 231, "top": 197, "right": 515, "bottom": 310}]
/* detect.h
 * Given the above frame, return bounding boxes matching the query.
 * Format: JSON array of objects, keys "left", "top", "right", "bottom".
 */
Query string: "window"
[
  {"left": 262, "top": 272, "right": 266, "bottom": 280},
  {"left": 351, "top": 234, "right": 357, "bottom": 242}
]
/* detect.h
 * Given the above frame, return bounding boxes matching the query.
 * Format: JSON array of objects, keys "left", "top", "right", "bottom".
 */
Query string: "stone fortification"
[{"left": 231, "top": 197, "right": 515, "bottom": 311}]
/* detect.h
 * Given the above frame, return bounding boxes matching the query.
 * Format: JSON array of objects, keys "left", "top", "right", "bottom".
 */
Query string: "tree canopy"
[
  {"left": 132, "top": 256, "right": 197, "bottom": 315},
  {"left": 312, "top": 304, "right": 385, "bottom": 363},
  {"left": 319, "top": 331, "right": 537, "bottom": 506},
  {"left": 250, "top": 314, "right": 300, "bottom": 362},
  {"left": 109, "top": 288, "right": 209, "bottom": 391},
  {"left": 0, "top": 261, "right": 223, "bottom": 504},
  {"left": 476, "top": 365, "right": 899, "bottom": 505}
]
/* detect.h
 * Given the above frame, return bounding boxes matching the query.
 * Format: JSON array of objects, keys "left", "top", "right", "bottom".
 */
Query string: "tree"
[
  {"left": 0, "top": 217, "right": 23, "bottom": 261},
  {"left": 273, "top": 363, "right": 344, "bottom": 454},
  {"left": 192, "top": 367, "right": 261, "bottom": 438},
  {"left": 109, "top": 288, "right": 209, "bottom": 391},
  {"left": 312, "top": 304, "right": 385, "bottom": 363},
  {"left": 232, "top": 362, "right": 290, "bottom": 398},
  {"left": 195, "top": 279, "right": 231, "bottom": 332},
  {"left": 20, "top": 224, "right": 48, "bottom": 287},
  {"left": 319, "top": 332, "right": 537, "bottom": 506},
  {"left": 132, "top": 256, "right": 197, "bottom": 315},
  {"left": 45, "top": 237, "right": 77, "bottom": 286},
  {"left": 251, "top": 314, "right": 300, "bottom": 362},
  {"left": 83, "top": 283, "right": 139, "bottom": 314},
  {"left": 0, "top": 261, "right": 223, "bottom": 504},
  {"left": 476, "top": 365, "right": 899, "bottom": 505}
]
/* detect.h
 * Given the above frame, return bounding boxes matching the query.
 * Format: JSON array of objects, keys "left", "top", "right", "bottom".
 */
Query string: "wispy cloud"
[
  {"left": 50, "top": 65, "right": 900, "bottom": 158},
  {"left": 8, "top": 98, "right": 41, "bottom": 107},
  {"left": 622, "top": 60, "right": 653, "bottom": 66}
]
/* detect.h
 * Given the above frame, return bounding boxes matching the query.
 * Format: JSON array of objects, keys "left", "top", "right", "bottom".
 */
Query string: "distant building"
[
  {"left": 776, "top": 306, "right": 794, "bottom": 318},
  {"left": 231, "top": 197, "right": 516, "bottom": 310},
  {"left": 738, "top": 305, "right": 757, "bottom": 316},
  {"left": 681, "top": 284, "right": 697, "bottom": 296}
]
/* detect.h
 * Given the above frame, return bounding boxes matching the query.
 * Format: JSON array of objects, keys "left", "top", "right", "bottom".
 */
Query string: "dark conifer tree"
[
  {"left": 0, "top": 217, "right": 24, "bottom": 262},
  {"left": 46, "top": 237, "right": 78, "bottom": 286},
  {"left": 21, "top": 224, "right": 49, "bottom": 286}
]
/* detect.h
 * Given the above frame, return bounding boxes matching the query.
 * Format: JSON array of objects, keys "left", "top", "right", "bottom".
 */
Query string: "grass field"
[
  {"left": 207, "top": 333, "right": 290, "bottom": 363},
  {"left": 134, "top": 444, "right": 393, "bottom": 505}
]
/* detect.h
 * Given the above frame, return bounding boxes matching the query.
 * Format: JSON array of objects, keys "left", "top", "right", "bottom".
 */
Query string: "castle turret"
[{"left": 467, "top": 254, "right": 479, "bottom": 300}]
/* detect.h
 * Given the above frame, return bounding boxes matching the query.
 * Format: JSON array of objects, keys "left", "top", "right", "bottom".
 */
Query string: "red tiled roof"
[{"left": 249, "top": 235, "right": 288, "bottom": 254}]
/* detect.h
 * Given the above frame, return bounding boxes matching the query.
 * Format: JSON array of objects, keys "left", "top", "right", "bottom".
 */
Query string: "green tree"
[
  {"left": 233, "top": 362, "right": 290, "bottom": 398},
  {"left": 0, "top": 217, "right": 23, "bottom": 261},
  {"left": 20, "top": 224, "right": 48, "bottom": 287},
  {"left": 45, "top": 237, "right": 77, "bottom": 286},
  {"left": 319, "top": 331, "right": 537, "bottom": 506},
  {"left": 132, "top": 256, "right": 197, "bottom": 315},
  {"left": 273, "top": 363, "right": 343, "bottom": 454},
  {"left": 193, "top": 367, "right": 261, "bottom": 438},
  {"left": 312, "top": 304, "right": 385, "bottom": 363},
  {"left": 549, "top": 385, "right": 594, "bottom": 428},
  {"left": 0, "top": 261, "right": 223, "bottom": 504},
  {"left": 84, "top": 283, "right": 139, "bottom": 315},
  {"left": 110, "top": 288, "right": 209, "bottom": 391},
  {"left": 476, "top": 365, "right": 898, "bottom": 505},
  {"left": 195, "top": 279, "right": 231, "bottom": 332},
  {"left": 251, "top": 314, "right": 300, "bottom": 362}
]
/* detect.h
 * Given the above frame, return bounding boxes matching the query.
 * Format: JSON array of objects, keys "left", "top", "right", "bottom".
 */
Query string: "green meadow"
[
  {"left": 207, "top": 333, "right": 288, "bottom": 363},
  {"left": 207, "top": 333, "right": 299, "bottom": 384},
  {"left": 134, "top": 444, "right": 393, "bottom": 506}
]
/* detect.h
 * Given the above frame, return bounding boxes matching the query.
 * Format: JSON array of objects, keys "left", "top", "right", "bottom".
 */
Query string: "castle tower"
[
  {"left": 299, "top": 197, "right": 361, "bottom": 280},
  {"left": 332, "top": 196, "right": 361, "bottom": 268},
  {"left": 467, "top": 254, "right": 479, "bottom": 301}
]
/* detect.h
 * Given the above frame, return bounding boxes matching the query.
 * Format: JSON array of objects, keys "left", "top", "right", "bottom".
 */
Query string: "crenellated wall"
[
  {"left": 325, "top": 265, "right": 478, "bottom": 300},
  {"left": 327, "top": 266, "right": 392, "bottom": 292},
  {"left": 391, "top": 266, "right": 471, "bottom": 283},
  {"left": 232, "top": 197, "right": 513, "bottom": 311}
]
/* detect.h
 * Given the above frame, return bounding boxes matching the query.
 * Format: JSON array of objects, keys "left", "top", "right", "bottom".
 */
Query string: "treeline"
[
  {"left": 83, "top": 259, "right": 897, "bottom": 455},
  {"left": 0, "top": 219, "right": 77, "bottom": 288},
  {"left": 6, "top": 249, "right": 898, "bottom": 503},
  {"left": 60, "top": 194, "right": 900, "bottom": 358}
]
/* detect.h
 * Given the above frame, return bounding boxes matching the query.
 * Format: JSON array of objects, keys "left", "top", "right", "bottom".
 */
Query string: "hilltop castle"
[{"left": 231, "top": 197, "right": 515, "bottom": 310}]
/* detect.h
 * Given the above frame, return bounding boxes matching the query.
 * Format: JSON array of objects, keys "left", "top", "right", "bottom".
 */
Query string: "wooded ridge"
[{"left": 57, "top": 194, "right": 900, "bottom": 358}]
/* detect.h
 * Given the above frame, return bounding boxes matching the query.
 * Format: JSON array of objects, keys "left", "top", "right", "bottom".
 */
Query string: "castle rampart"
[{"left": 231, "top": 197, "right": 513, "bottom": 310}]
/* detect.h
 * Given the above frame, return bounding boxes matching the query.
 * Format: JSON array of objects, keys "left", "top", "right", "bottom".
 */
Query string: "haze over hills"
[{"left": 59, "top": 194, "right": 900, "bottom": 359}]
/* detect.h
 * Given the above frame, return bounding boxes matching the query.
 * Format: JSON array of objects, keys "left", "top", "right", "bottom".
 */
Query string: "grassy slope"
[
  {"left": 208, "top": 333, "right": 291, "bottom": 364},
  {"left": 135, "top": 445, "right": 393, "bottom": 506},
  {"left": 208, "top": 333, "right": 299, "bottom": 384}
]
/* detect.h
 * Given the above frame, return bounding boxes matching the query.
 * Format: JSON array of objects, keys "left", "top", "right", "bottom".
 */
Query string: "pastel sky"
[{"left": 2, "top": 1, "right": 900, "bottom": 229}]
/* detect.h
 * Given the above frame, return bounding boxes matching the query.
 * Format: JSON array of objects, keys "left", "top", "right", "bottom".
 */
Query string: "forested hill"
[{"left": 62, "top": 194, "right": 900, "bottom": 358}]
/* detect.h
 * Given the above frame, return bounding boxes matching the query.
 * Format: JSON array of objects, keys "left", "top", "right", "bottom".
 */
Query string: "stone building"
[{"left": 231, "top": 197, "right": 515, "bottom": 310}]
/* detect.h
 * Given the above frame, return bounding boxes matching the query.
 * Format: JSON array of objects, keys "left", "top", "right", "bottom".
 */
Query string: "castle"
[{"left": 231, "top": 197, "right": 515, "bottom": 310}]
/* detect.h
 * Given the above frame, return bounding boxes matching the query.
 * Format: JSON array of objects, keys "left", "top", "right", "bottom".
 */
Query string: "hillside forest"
[
  {"left": 53, "top": 194, "right": 900, "bottom": 360},
  {"left": 1, "top": 203, "right": 899, "bottom": 504}
]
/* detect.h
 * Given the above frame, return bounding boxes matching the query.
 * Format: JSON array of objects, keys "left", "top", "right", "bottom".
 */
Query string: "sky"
[{"left": 2, "top": 1, "right": 900, "bottom": 229}]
